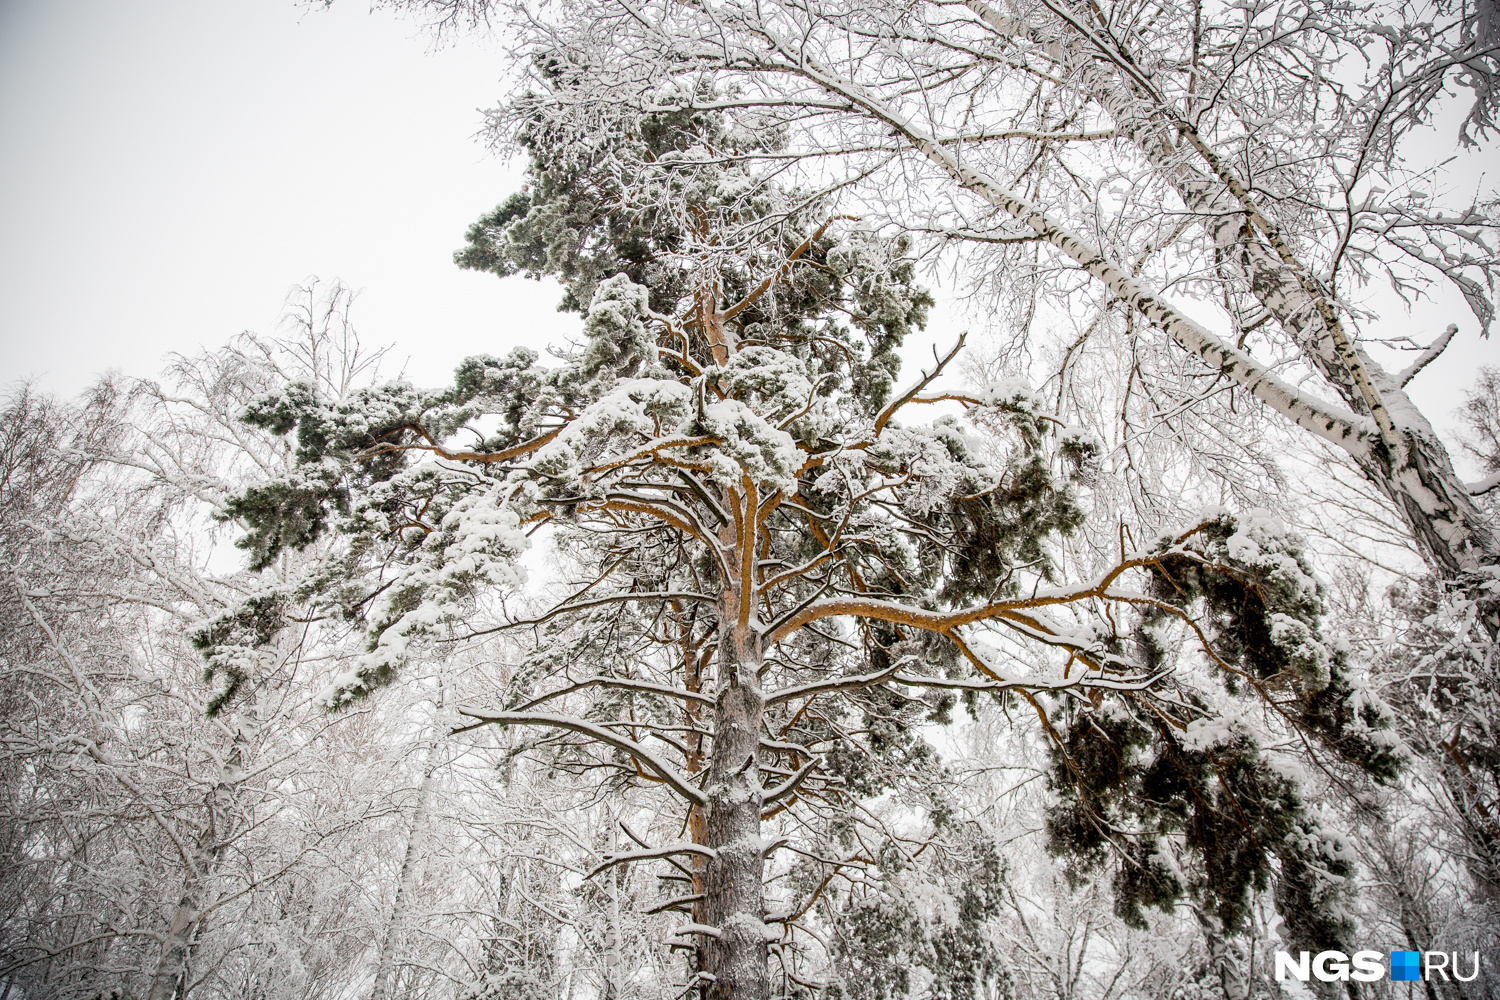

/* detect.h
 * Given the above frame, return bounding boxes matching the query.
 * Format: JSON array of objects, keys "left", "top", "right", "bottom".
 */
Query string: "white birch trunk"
[
  {"left": 370, "top": 706, "right": 442, "bottom": 1000},
  {"left": 146, "top": 737, "right": 243, "bottom": 1000},
  {"left": 603, "top": 803, "right": 623, "bottom": 999},
  {"left": 956, "top": 0, "right": 1499, "bottom": 578},
  {"left": 764, "top": 2, "right": 1496, "bottom": 579}
]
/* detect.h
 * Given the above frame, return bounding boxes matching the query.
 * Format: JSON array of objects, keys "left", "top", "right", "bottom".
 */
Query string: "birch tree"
[
  {"left": 401, "top": 0, "right": 1499, "bottom": 591},
  {"left": 0, "top": 296, "right": 448, "bottom": 1000},
  {"left": 222, "top": 79, "right": 1402, "bottom": 999}
]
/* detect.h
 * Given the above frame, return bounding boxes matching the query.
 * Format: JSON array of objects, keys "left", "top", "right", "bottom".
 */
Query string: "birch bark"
[
  {"left": 368, "top": 763, "right": 435, "bottom": 1000},
  {"left": 370, "top": 690, "right": 444, "bottom": 1000},
  {"left": 603, "top": 805, "right": 623, "bottom": 1000},
  {"left": 146, "top": 736, "right": 242, "bottom": 1000},
  {"left": 958, "top": 0, "right": 1498, "bottom": 577},
  {"left": 732, "top": 0, "right": 1496, "bottom": 579}
]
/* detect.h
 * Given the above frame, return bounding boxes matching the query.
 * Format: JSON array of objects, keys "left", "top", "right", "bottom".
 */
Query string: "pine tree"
[{"left": 218, "top": 71, "right": 1401, "bottom": 999}]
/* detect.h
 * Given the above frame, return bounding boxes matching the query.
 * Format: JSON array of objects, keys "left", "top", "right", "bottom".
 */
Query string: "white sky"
[
  {"left": 0, "top": 0, "right": 1495, "bottom": 471},
  {"left": 0, "top": 0, "right": 576, "bottom": 394}
]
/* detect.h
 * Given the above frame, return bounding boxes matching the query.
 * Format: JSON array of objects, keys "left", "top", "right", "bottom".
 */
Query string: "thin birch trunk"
[
  {"left": 370, "top": 690, "right": 443, "bottom": 1000},
  {"left": 146, "top": 738, "right": 242, "bottom": 1000},
  {"left": 603, "top": 803, "right": 623, "bottom": 999},
  {"left": 957, "top": 0, "right": 1499, "bottom": 579}
]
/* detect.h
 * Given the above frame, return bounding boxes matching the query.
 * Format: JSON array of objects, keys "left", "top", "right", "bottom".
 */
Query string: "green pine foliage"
[
  {"left": 210, "top": 58, "right": 1403, "bottom": 990},
  {"left": 825, "top": 837, "right": 1010, "bottom": 1000},
  {"left": 1044, "top": 510, "right": 1396, "bottom": 947}
]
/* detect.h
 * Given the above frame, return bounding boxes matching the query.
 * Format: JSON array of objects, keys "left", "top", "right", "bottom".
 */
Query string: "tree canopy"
[{"left": 216, "top": 70, "right": 1405, "bottom": 999}]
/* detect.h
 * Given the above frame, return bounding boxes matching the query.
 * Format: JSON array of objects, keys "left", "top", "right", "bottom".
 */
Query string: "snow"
[
  {"left": 1180, "top": 706, "right": 1247, "bottom": 752},
  {"left": 672, "top": 923, "right": 723, "bottom": 939}
]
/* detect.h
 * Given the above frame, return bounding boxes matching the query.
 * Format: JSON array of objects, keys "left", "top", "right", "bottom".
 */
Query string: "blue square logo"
[{"left": 1391, "top": 951, "right": 1421, "bottom": 982}]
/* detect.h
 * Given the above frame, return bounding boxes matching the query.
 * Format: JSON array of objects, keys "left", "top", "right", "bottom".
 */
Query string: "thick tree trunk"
[{"left": 700, "top": 615, "right": 768, "bottom": 1000}]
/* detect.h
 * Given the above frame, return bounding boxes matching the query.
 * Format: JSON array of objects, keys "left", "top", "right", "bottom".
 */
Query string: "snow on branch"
[
  {"left": 1469, "top": 472, "right": 1500, "bottom": 496},
  {"left": 499, "top": 588, "right": 718, "bottom": 631},
  {"left": 672, "top": 924, "right": 722, "bottom": 939},
  {"left": 586, "top": 842, "right": 716, "bottom": 880},
  {"left": 514, "top": 676, "right": 716, "bottom": 711},
  {"left": 453, "top": 709, "right": 708, "bottom": 806},
  {"left": 759, "top": 41, "right": 1374, "bottom": 455},
  {"left": 1397, "top": 324, "right": 1459, "bottom": 387},
  {"left": 763, "top": 658, "right": 912, "bottom": 706},
  {"left": 873, "top": 333, "right": 967, "bottom": 435},
  {"left": 761, "top": 758, "right": 821, "bottom": 807},
  {"left": 892, "top": 668, "right": 1171, "bottom": 696}
]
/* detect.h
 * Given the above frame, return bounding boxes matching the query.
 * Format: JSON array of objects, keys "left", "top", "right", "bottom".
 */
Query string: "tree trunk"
[
  {"left": 679, "top": 614, "right": 713, "bottom": 981},
  {"left": 147, "top": 739, "right": 241, "bottom": 1000},
  {"left": 369, "top": 765, "right": 434, "bottom": 1000},
  {"left": 1174, "top": 150, "right": 1499, "bottom": 580},
  {"left": 1191, "top": 910, "right": 1250, "bottom": 1000},
  {"left": 371, "top": 694, "right": 443, "bottom": 1000},
  {"left": 603, "top": 803, "right": 623, "bottom": 999},
  {"left": 958, "top": 0, "right": 1500, "bottom": 580},
  {"left": 700, "top": 612, "right": 768, "bottom": 1000}
]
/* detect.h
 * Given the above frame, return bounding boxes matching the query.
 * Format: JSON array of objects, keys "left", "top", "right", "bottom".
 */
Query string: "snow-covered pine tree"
[
  {"left": 219, "top": 71, "right": 1400, "bottom": 1000},
  {"left": 369, "top": 0, "right": 1500, "bottom": 587}
]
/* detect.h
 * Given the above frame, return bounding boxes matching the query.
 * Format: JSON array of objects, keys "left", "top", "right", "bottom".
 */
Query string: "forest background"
[{"left": 3, "top": 1, "right": 1500, "bottom": 999}]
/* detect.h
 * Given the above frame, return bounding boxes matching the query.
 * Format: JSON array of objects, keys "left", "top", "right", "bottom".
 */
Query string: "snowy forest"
[{"left": 3, "top": 0, "right": 1500, "bottom": 998}]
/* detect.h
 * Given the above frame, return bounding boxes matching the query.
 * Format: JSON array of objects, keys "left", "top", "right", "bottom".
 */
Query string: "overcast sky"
[
  {"left": 2, "top": 0, "right": 1496, "bottom": 471},
  {"left": 0, "top": 0, "right": 578, "bottom": 395}
]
